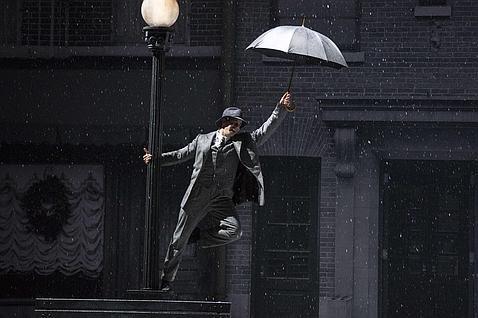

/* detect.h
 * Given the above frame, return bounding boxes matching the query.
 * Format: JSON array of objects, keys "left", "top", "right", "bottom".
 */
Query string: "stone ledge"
[
  {"left": 414, "top": 6, "right": 452, "bottom": 17},
  {"left": 319, "top": 98, "right": 478, "bottom": 124},
  {"left": 319, "top": 296, "right": 352, "bottom": 318},
  {"left": 321, "top": 108, "right": 478, "bottom": 124},
  {"left": 35, "top": 298, "right": 231, "bottom": 318},
  {"left": 0, "top": 45, "right": 221, "bottom": 59}
]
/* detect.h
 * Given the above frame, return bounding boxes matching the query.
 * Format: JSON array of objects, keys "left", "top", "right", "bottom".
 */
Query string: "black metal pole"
[{"left": 142, "top": 26, "right": 173, "bottom": 290}]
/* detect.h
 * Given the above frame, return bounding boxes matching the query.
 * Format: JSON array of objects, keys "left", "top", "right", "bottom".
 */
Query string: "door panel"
[
  {"left": 253, "top": 157, "right": 320, "bottom": 318},
  {"left": 382, "top": 161, "right": 470, "bottom": 318}
]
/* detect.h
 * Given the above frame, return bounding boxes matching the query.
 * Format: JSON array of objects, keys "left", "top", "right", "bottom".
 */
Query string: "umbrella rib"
[
  {"left": 288, "top": 27, "right": 301, "bottom": 55},
  {"left": 315, "top": 32, "right": 347, "bottom": 66},
  {"left": 311, "top": 31, "right": 327, "bottom": 61}
]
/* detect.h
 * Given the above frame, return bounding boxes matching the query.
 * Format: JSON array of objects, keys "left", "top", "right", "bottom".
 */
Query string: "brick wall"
[
  {"left": 226, "top": 203, "right": 252, "bottom": 294},
  {"left": 226, "top": 203, "right": 253, "bottom": 317},
  {"left": 189, "top": 0, "right": 223, "bottom": 46},
  {"left": 359, "top": 0, "right": 478, "bottom": 99},
  {"left": 319, "top": 134, "right": 337, "bottom": 297}
]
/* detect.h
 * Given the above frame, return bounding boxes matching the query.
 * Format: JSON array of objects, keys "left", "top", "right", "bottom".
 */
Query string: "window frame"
[{"left": 19, "top": 0, "right": 114, "bottom": 47}]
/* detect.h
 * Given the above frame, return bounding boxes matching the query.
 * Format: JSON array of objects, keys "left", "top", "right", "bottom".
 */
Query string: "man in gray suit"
[{"left": 143, "top": 91, "right": 293, "bottom": 291}]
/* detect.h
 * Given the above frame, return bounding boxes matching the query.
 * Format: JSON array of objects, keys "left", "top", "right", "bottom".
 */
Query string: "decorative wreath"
[{"left": 22, "top": 175, "right": 71, "bottom": 242}]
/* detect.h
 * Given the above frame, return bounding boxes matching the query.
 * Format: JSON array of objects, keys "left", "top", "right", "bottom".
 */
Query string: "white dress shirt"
[{"left": 214, "top": 131, "right": 229, "bottom": 148}]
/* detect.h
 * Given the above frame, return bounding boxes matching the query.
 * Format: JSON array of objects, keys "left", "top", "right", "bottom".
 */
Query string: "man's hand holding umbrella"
[{"left": 279, "top": 91, "right": 294, "bottom": 112}]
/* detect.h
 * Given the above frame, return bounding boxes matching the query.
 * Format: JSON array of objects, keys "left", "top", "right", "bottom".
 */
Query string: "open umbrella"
[{"left": 246, "top": 24, "right": 348, "bottom": 93}]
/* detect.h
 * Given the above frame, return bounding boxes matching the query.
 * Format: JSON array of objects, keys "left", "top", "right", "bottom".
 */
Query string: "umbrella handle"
[
  {"left": 285, "top": 61, "right": 295, "bottom": 112},
  {"left": 286, "top": 62, "right": 296, "bottom": 92},
  {"left": 284, "top": 62, "right": 297, "bottom": 112}
]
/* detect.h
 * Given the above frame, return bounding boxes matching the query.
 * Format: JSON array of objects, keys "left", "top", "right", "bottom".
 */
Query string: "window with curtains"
[
  {"left": 271, "top": 0, "right": 360, "bottom": 51},
  {"left": 20, "top": 0, "right": 113, "bottom": 46}
]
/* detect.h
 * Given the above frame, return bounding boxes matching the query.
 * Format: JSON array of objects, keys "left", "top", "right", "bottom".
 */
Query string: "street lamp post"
[{"left": 140, "top": 0, "right": 179, "bottom": 290}]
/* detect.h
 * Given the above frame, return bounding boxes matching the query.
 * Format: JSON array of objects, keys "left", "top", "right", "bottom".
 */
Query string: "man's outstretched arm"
[
  {"left": 143, "top": 135, "right": 198, "bottom": 167},
  {"left": 251, "top": 91, "right": 292, "bottom": 147}
]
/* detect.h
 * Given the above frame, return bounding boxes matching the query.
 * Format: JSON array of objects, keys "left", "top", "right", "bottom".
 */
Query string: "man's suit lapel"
[
  {"left": 195, "top": 132, "right": 215, "bottom": 169},
  {"left": 232, "top": 136, "right": 242, "bottom": 155},
  {"left": 203, "top": 132, "right": 216, "bottom": 151}
]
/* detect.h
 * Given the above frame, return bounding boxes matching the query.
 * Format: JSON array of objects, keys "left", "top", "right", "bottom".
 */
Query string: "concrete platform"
[{"left": 35, "top": 297, "right": 231, "bottom": 318}]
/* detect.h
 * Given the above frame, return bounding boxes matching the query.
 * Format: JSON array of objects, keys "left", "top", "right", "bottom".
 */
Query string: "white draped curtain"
[{"left": 0, "top": 165, "right": 104, "bottom": 278}]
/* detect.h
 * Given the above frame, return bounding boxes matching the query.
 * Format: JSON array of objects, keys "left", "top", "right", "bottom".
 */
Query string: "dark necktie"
[
  {"left": 219, "top": 136, "right": 226, "bottom": 148},
  {"left": 212, "top": 135, "right": 225, "bottom": 168},
  {"left": 214, "top": 135, "right": 226, "bottom": 149}
]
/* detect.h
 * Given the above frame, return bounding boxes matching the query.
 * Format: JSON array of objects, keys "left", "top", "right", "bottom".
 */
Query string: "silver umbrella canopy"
[{"left": 246, "top": 25, "right": 348, "bottom": 90}]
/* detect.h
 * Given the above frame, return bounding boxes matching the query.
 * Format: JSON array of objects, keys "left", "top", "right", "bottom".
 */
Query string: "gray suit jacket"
[{"left": 162, "top": 104, "right": 287, "bottom": 209}]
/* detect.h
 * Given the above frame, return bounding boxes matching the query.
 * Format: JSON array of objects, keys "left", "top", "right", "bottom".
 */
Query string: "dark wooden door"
[
  {"left": 252, "top": 156, "right": 320, "bottom": 318},
  {"left": 382, "top": 161, "right": 471, "bottom": 318}
]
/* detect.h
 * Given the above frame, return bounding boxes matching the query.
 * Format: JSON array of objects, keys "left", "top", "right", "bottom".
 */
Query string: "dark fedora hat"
[{"left": 215, "top": 106, "right": 248, "bottom": 128}]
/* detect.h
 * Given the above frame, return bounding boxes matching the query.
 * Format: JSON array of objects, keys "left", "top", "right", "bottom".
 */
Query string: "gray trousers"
[{"left": 161, "top": 185, "right": 242, "bottom": 282}]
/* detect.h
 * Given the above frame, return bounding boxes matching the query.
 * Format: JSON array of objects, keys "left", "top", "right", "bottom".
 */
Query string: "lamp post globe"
[{"left": 141, "top": 0, "right": 179, "bottom": 27}]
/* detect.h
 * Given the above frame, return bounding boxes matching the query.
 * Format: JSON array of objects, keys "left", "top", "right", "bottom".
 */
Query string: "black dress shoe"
[
  {"left": 160, "top": 279, "right": 172, "bottom": 292},
  {"left": 187, "top": 227, "right": 201, "bottom": 245}
]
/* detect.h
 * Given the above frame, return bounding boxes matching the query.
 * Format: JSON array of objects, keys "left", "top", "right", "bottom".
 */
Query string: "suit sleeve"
[
  {"left": 250, "top": 103, "right": 287, "bottom": 147},
  {"left": 161, "top": 135, "right": 199, "bottom": 166}
]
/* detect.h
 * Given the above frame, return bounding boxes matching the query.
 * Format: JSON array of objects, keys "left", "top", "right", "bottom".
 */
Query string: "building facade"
[{"left": 1, "top": 1, "right": 477, "bottom": 318}]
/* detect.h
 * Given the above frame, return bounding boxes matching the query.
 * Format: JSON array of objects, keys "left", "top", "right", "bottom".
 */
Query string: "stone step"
[{"left": 35, "top": 298, "right": 231, "bottom": 318}]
